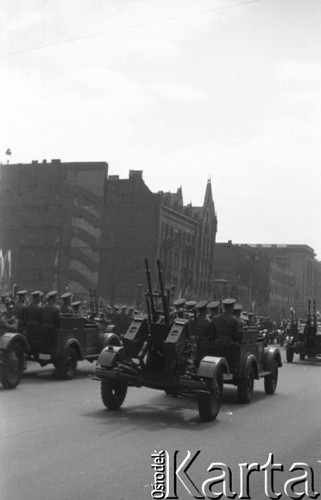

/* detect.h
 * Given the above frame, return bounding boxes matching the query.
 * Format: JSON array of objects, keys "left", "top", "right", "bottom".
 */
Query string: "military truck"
[
  {"left": 286, "top": 300, "right": 321, "bottom": 362},
  {"left": 92, "top": 259, "right": 282, "bottom": 422},
  {"left": 0, "top": 315, "right": 121, "bottom": 389}
]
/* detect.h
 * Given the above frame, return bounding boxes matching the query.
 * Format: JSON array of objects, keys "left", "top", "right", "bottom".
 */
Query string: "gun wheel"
[
  {"left": 197, "top": 369, "right": 223, "bottom": 422},
  {"left": 0, "top": 342, "right": 24, "bottom": 389},
  {"left": 101, "top": 379, "right": 128, "bottom": 410},
  {"left": 237, "top": 364, "right": 254, "bottom": 403},
  {"left": 264, "top": 360, "right": 278, "bottom": 394},
  {"left": 286, "top": 349, "right": 294, "bottom": 363}
]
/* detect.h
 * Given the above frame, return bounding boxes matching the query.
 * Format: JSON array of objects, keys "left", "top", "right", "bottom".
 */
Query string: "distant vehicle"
[
  {"left": 285, "top": 300, "right": 321, "bottom": 362},
  {"left": 0, "top": 315, "right": 121, "bottom": 389}
]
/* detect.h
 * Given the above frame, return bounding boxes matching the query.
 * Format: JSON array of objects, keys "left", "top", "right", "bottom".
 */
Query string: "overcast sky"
[{"left": 1, "top": 0, "right": 321, "bottom": 257}]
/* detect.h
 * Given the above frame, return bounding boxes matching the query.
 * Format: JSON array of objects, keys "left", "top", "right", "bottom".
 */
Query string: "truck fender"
[
  {"left": 100, "top": 332, "right": 122, "bottom": 348},
  {"left": 197, "top": 356, "right": 229, "bottom": 379},
  {"left": 242, "top": 353, "right": 259, "bottom": 379},
  {"left": 97, "top": 345, "right": 126, "bottom": 368},
  {"left": 0, "top": 332, "right": 29, "bottom": 352},
  {"left": 263, "top": 346, "right": 283, "bottom": 370},
  {"left": 59, "top": 338, "right": 82, "bottom": 359}
]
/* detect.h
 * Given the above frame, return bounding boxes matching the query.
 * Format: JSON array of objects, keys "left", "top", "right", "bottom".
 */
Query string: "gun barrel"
[
  {"left": 156, "top": 259, "right": 170, "bottom": 324},
  {"left": 144, "top": 258, "right": 157, "bottom": 323}
]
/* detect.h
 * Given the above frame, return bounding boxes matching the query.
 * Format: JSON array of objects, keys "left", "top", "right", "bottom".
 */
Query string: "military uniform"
[
  {"left": 72, "top": 301, "right": 81, "bottom": 315},
  {"left": 24, "top": 290, "right": 42, "bottom": 328},
  {"left": 212, "top": 298, "right": 241, "bottom": 344},
  {"left": 118, "top": 306, "right": 130, "bottom": 335},
  {"left": 233, "top": 303, "right": 247, "bottom": 330},
  {"left": 191, "top": 300, "right": 213, "bottom": 341},
  {"left": 207, "top": 300, "right": 220, "bottom": 320},
  {"left": 60, "top": 292, "right": 74, "bottom": 314},
  {"left": 12, "top": 290, "right": 27, "bottom": 333},
  {"left": 40, "top": 291, "right": 61, "bottom": 328}
]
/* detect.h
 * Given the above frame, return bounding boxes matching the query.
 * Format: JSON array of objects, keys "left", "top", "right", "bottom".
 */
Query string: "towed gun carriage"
[{"left": 92, "top": 259, "right": 282, "bottom": 422}]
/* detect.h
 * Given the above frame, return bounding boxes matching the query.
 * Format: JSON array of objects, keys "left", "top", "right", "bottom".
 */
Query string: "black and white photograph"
[{"left": 1, "top": 1, "right": 321, "bottom": 499}]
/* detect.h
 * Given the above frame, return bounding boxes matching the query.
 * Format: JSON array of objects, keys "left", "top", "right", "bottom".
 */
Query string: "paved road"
[{"left": 1, "top": 349, "right": 321, "bottom": 500}]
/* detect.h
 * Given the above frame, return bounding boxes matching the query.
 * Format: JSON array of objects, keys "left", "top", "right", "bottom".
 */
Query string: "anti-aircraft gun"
[
  {"left": 92, "top": 258, "right": 228, "bottom": 422},
  {"left": 286, "top": 300, "right": 321, "bottom": 362}
]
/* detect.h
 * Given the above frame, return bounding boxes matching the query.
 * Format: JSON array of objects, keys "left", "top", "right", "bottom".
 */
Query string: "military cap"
[
  {"left": 72, "top": 301, "right": 81, "bottom": 307},
  {"left": 121, "top": 305, "right": 127, "bottom": 310},
  {"left": 174, "top": 298, "right": 186, "bottom": 307},
  {"left": 113, "top": 305, "right": 119, "bottom": 310},
  {"left": 31, "top": 290, "right": 42, "bottom": 297},
  {"left": 61, "top": 292, "right": 72, "bottom": 300},
  {"left": 195, "top": 300, "right": 208, "bottom": 310},
  {"left": 234, "top": 303, "right": 243, "bottom": 311},
  {"left": 185, "top": 300, "right": 197, "bottom": 310},
  {"left": 17, "top": 290, "right": 27, "bottom": 296},
  {"left": 129, "top": 306, "right": 134, "bottom": 311},
  {"left": 222, "top": 298, "right": 236, "bottom": 306},
  {"left": 241, "top": 313, "right": 249, "bottom": 321},
  {"left": 47, "top": 290, "right": 58, "bottom": 299},
  {"left": 207, "top": 300, "right": 220, "bottom": 309}
]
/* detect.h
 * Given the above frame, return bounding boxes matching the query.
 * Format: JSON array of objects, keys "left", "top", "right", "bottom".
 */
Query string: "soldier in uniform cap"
[
  {"left": 172, "top": 298, "right": 186, "bottom": 319},
  {"left": 0, "top": 301, "right": 18, "bottom": 334},
  {"left": 24, "top": 291, "right": 42, "bottom": 329},
  {"left": 60, "top": 292, "right": 74, "bottom": 314},
  {"left": 207, "top": 300, "right": 220, "bottom": 320},
  {"left": 118, "top": 306, "right": 130, "bottom": 335},
  {"left": 13, "top": 290, "right": 28, "bottom": 333},
  {"left": 233, "top": 303, "right": 247, "bottom": 329},
  {"left": 212, "top": 298, "right": 241, "bottom": 344},
  {"left": 40, "top": 290, "right": 61, "bottom": 328},
  {"left": 191, "top": 300, "right": 213, "bottom": 342},
  {"left": 71, "top": 301, "right": 81, "bottom": 315}
]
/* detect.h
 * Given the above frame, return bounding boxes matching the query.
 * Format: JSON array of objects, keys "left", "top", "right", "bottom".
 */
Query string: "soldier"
[
  {"left": 233, "top": 303, "right": 247, "bottom": 330},
  {"left": 110, "top": 305, "right": 120, "bottom": 334},
  {"left": 118, "top": 306, "right": 130, "bottom": 335},
  {"left": 191, "top": 300, "right": 213, "bottom": 342},
  {"left": 212, "top": 298, "right": 241, "bottom": 344},
  {"left": 207, "top": 300, "right": 220, "bottom": 320},
  {"left": 71, "top": 301, "right": 81, "bottom": 315},
  {"left": 127, "top": 306, "right": 135, "bottom": 323},
  {"left": 13, "top": 290, "right": 28, "bottom": 333},
  {"left": 24, "top": 290, "right": 42, "bottom": 329},
  {"left": 0, "top": 301, "right": 18, "bottom": 333},
  {"left": 60, "top": 292, "right": 74, "bottom": 315},
  {"left": 40, "top": 290, "right": 61, "bottom": 329},
  {"left": 172, "top": 298, "right": 186, "bottom": 319}
]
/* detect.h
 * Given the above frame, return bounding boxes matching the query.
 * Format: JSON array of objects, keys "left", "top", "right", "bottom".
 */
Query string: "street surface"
[{"left": 1, "top": 349, "right": 321, "bottom": 500}]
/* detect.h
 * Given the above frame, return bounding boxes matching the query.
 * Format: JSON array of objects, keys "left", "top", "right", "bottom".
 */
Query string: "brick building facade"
[
  {"left": 0, "top": 160, "right": 108, "bottom": 299},
  {"left": 0, "top": 162, "right": 217, "bottom": 306}
]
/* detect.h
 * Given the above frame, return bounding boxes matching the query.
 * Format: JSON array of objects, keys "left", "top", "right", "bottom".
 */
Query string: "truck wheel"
[
  {"left": 101, "top": 380, "right": 127, "bottom": 409},
  {"left": 0, "top": 343, "right": 24, "bottom": 389},
  {"left": 56, "top": 346, "right": 78, "bottom": 379},
  {"left": 264, "top": 360, "right": 278, "bottom": 394},
  {"left": 299, "top": 353, "right": 305, "bottom": 360},
  {"left": 197, "top": 368, "right": 223, "bottom": 422},
  {"left": 237, "top": 364, "right": 254, "bottom": 403},
  {"left": 286, "top": 349, "right": 294, "bottom": 363}
]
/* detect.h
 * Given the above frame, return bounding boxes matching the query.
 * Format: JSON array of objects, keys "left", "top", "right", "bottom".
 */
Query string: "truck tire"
[
  {"left": 237, "top": 364, "right": 254, "bottom": 403},
  {"left": 197, "top": 368, "right": 223, "bottom": 422},
  {"left": 101, "top": 379, "right": 127, "bottom": 410},
  {"left": 0, "top": 342, "right": 25, "bottom": 389},
  {"left": 286, "top": 349, "right": 294, "bottom": 363},
  {"left": 56, "top": 346, "right": 78, "bottom": 379},
  {"left": 264, "top": 360, "right": 278, "bottom": 394}
]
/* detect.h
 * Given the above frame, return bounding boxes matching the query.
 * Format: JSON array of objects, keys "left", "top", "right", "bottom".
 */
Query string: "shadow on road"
[{"left": 80, "top": 383, "right": 274, "bottom": 431}]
